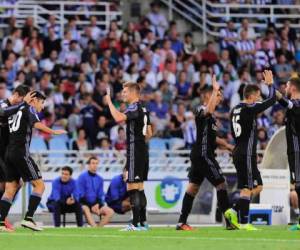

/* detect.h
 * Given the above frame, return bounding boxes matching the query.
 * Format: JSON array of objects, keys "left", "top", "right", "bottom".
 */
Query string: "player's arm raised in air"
[
  {"left": 0, "top": 92, "right": 35, "bottom": 117},
  {"left": 105, "top": 87, "right": 127, "bottom": 123},
  {"left": 276, "top": 91, "right": 300, "bottom": 114},
  {"left": 206, "top": 75, "right": 221, "bottom": 115},
  {"left": 248, "top": 70, "right": 276, "bottom": 114}
]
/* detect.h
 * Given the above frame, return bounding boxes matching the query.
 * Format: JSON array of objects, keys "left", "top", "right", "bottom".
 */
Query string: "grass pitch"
[{"left": 0, "top": 226, "right": 299, "bottom": 250}]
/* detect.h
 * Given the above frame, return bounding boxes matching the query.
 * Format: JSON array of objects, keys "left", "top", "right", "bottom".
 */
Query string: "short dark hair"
[
  {"left": 289, "top": 77, "right": 300, "bottom": 92},
  {"left": 123, "top": 82, "right": 140, "bottom": 93},
  {"left": 62, "top": 166, "right": 73, "bottom": 175},
  {"left": 13, "top": 85, "right": 30, "bottom": 97},
  {"left": 87, "top": 156, "right": 98, "bottom": 164},
  {"left": 243, "top": 84, "right": 260, "bottom": 99},
  {"left": 32, "top": 91, "right": 46, "bottom": 100}
]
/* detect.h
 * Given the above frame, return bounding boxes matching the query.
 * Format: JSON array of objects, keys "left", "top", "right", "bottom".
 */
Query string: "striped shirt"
[
  {"left": 220, "top": 28, "right": 238, "bottom": 48},
  {"left": 255, "top": 49, "right": 277, "bottom": 71},
  {"left": 236, "top": 39, "right": 255, "bottom": 62},
  {"left": 275, "top": 39, "right": 295, "bottom": 55}
]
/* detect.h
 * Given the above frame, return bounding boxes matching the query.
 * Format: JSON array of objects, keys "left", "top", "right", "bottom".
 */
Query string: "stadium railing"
[
  {"left": 30, "top": 149, "right": 264, "bottom": 174},
  {"left": 0, "top": 1, "right": 122, "bottom": 36},
  {"left": 159, "top": 0, "right": 300, "bottom": 44}
]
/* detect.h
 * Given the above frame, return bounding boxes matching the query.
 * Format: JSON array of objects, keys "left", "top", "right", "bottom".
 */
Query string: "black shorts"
[
  {"left": 188, "top": 154, "right": 225, "bottom": 187},
  {"left": 5, "top": 148, "right": 42, "bottom": 182},
  {"left": 288, "top": 152, "right": 300, "bottom": 187},
  {"left": 0, "top": 157, "right": 6, "bottom": 182},
  {"left": 233, "top": 154, "right": 263, "bottom": 190},
  {"left": 126, "top": 142, "right": 149, "bottom": 183}
]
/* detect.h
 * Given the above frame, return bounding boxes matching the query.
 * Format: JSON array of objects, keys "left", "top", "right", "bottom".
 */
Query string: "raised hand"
[
  {"left": 23, "top": 91, "right": 35, "bottom": 104},
  {"left": 263, "top": 70, "right": 274, "bottom": 85},
  {"left": 106, "top": 86, "right": 111, "bottom": 98},
  {"left": 212, "top": 74, "right": 220, "bottom": 91}
]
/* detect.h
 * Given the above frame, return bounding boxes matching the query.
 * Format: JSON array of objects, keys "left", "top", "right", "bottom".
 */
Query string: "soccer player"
[
  {"left": 176, "top": 76, "right": 238, "bottom": 231},
  {"left": 230, "top": 70, "right": 275, "bottom": 230},
  {"left": 0, "top": 85, "right": 33, "bottom": 230},
  {"left": 47, "top": 166, "right": 83, "bottom": 227},
  {"left": 105, "top": 82, "right": 152, "bottom": 231},
  {"left": 0, "top": 91, "right": 67, "bottom": 232},
  {"left": 105, "top": 168, "right": 131, "bottom": 214},
  {"left": 77, "top": 156, "right": 114, "bottom": 227},
  {"left": 275, "top": 77, "right": 300, "bottom": 231}
]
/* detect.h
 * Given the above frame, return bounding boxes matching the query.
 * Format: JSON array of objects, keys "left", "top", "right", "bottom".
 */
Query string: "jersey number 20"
[
  {"left": 8, "top": 111, "right": 22, "bottom": 132},
  {"left": 232, "top": 115, "right": 242, "bottom": 137}
]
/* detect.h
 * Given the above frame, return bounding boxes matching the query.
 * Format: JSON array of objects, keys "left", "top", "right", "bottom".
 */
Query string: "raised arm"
[
  {"left": 206, "top": 75, "right": 221, "bottom": 115},
  {"left": 105, "top": 87, "right": 127, "bottom": 123},
  {"left": 248, "top": 70, "right": 276, "bottom": 114}
]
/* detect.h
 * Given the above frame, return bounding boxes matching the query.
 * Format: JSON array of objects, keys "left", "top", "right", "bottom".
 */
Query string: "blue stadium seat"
[
  {"left": 30, "top": 137, "right": 47, "bottom": 152},
  {"left": 48, "top": 137, "right": 69, "bottom": 165},
  {"left": 149, "top": 138, "right": 167, "bottom": 157}
]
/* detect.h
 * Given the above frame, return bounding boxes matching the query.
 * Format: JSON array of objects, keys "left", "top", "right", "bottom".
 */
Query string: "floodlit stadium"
[{"left": 0, "top": 0, "right": 299, "bottom": 249}]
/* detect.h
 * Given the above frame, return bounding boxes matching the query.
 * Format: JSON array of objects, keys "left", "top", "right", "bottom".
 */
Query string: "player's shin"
[
  {"left": 0, "top": 197, "right": 13, "bottom": 225},
  {"left": 178, "top": 192, "right": 195, "bottom": 225},
  {"left": 129, "top": 189, "right": 141, "bottom": 227},
  {"left": 139, "top": 190, "right": 147, "bottom": 227},
  {"left": 237, "top": 196, "right": 251, "bottom": 224},
  {"left": 25, "top": 192, "right": 42, "bottom": 221}
]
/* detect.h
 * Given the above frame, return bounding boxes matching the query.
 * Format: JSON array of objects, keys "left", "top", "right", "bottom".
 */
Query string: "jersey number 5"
[
  {"left": 232, "top": 115, "right": 242, "bottom": 137},
  {"left": 8, "top": 110, "right": 22, "bottom": 133}
]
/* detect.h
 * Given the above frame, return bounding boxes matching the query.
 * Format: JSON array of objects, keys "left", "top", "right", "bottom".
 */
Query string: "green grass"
[{"left": 0, "top": 226, "right": 299, "bottom": 250}]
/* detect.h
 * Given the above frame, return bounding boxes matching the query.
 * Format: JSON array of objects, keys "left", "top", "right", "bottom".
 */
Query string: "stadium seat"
[
  {"left": 48, "top": 137, "right": 69, "bottom": 165},
  {"left": 30, "top": 137, "right": 47, "bottom": 152},
  {"left": 149, "top": 138, "right": 167, "bottom": 157}
]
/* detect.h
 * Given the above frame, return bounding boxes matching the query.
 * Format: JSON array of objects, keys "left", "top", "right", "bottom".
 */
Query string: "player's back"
[
  {"left": 191, "top": 105, "right": 217, "bottom": 157},
  {"left": 231, "top": 103, "right": 258, "bottom": 156},
  {"left": 7, "top": 105, "right": 39, "bottom": 151},
  {"left": 285, "top": 99, "right": 300, "bottom": 153}
]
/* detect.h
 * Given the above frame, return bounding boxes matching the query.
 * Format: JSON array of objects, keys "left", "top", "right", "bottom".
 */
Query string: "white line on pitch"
[{"left": 0, "top": 233, "right": 299, "bottom": 243}]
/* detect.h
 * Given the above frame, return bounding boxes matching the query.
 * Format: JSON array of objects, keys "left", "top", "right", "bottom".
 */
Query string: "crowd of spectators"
[{"left": 0, "top": 0, "right": 299, "bottom": 152}]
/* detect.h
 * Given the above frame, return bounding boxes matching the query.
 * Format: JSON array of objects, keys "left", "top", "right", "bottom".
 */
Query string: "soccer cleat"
[
  {"left": 0, "top": 222, "right": 14, "bottom": 233},
  {"left": 176, "top": 223, "right": 194, "bottom": 231},
  {"left": 4, "top": 218, "right": 14, "bottom": 231},
  {"left": 289, "top": 224, "right": 300, "bottom": 231},
  {"left": 120, "top": 224, "right": 141, "bottom": 231},
  {"left": 138, "top": 223, "right": 150, "bottom": 231},
  {"left": 224, "top": 208, "right": 240, "bottom": 229},
  {"left": 240, "top": 223, "right": 259, "bottom": 231},
  {"left": 21, "top": 219, "right": 43, "bottom": 231}
]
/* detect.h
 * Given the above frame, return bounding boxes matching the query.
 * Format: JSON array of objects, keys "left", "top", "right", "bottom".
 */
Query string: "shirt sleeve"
[
  {"left": 97, "top": 177, "right": 105, "bottom": 206},
  {"left": 125, "top": 103, "right": 140, "bottom": 121},
  {"left": 246, "top": 86, "right": 276, "bottom": 115},
  {"left": 0, "top": 102, "right": 27, "bottom": 117},
  {"left": 76, "top": 175, "right": 85, "bottom": 203},
  {"left": 28, "top": 106, "right": 40, "bottom": 126}
]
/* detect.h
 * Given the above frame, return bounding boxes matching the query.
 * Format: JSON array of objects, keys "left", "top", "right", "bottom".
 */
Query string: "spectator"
[
  {"left": 43, "top": 27, "right": 61, "bottom": 58},
  {"left": 176, "top": 71, "right": 192, "bottom": 100},
  {"left": 168, "top": 102, "right": 185, "bottom": 139},
  {"left": 274, "top": 54, "right": 293, "bottom": 83},
  {"left": 275, "top": 39, "right": 295, "bottom": 64},
  {"left": 236, "top": 30, "right": 255, "bottom": 67},
  {"left": 72, "top": 128, "right": 92, "bottom": 150},
  {"left": 67, "top": 18, "right": 81, "bottom": 41},
  {"left": 183, "top": 33, "right": 197, "bottom": 57},
  {"left": 2, "top": 28, "right": 24, "bottom": 55},
  {"left": 105, "top": 168, "right": 131, "bottom": 214},
  {"left": 89, "top": 16, "right": 104, "bottom": 42},
  {"left": 181, "top": 111, "right": 196, "bottom": 149},
  {"left": 44, "top": 15, "right": 61, "bottom": 38},
  {"left": 255, "top": 38, "right": 277, "bottom": 71},
  {"left": 47, "top": 166, "right": 83, "bottom": 227},
  {"left": 220, "top": 20, "right": 238, "bottom": 66},
  {"left": 268, "top": 109, "right": 285, "bottom": 138},
  {"left": 146, "top": 1, "right": 168, "bottom": 39},
  {"left": 95, "top": 115, "right": 110, "bottom": 141},
  {"left": 169, "top": 28, "right": 183, "bottom": 57},
  {"left": 201, "top": 41, "right": 218, "bottom": 66},
  {"left": 238, "top": 18, "right": 256, "bottom": 40},
  {"left": 77, "top": 157, "right": 114, "bottom": 227},
  {"left": 22, "top": 16, "right": 35, "bottom": 39},
  {"left": 113, "top": 127, "right": 127, "bottom": 150}
]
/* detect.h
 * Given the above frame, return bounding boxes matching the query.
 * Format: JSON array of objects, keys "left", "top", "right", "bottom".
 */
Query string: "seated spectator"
[
  {"left": 113, "top": 127, "right": 127, "bottom": 150},
  {"left": 275, "top": 39, "right": 295, "bottom": 65},
  {"left": 255, "top": 28, "right": 277, "bottom": 52},
  {"left": 201, "top": 41, "right": 218, "bottom": 66},
  {"left": 255, "top": 38, "right": 277, "bottom": 71},
  {"left": 146, "top": 1, "right": 168, "bottom": 39},
  {"left": 89, "top": 16, "right": 104, "bottom": 42},
  {"left": 77, "top": 157, "right": 114, "bottom": 227},
  {"left": 169, "top": 28, "right": 183, "bottom": 57},
  {"left": 43, "top": 27, "right": 61, "bottom": 58},
  {"left": 181, "top": 111, "right": 196, "bottom": 149},
  {"left": 105, "top": 168, "right": 131, "bottom": 214},
  {"left": 219, "top": 71, "right": 238, "bottom": 102},
  {"left": 268, "top": 109, "right": 285, "bottom": 138},
  {"left": 213, "top": 49, "right": 231, "bottom": 77},
  {"left": 96, "top": 115, "right": 110, "bottom": 141},
  {"left": 274, "top": 54, "right": 293, "bottom": 83},
  {"left": 176, "top": 71, "right": 192, "bottom": 100},
  {"left": 2, "top": 28, "right": 24, "bottom": 55},
  {"left": 238, "top": 18, "right": 256, "bottom": 40},
  {"left": 183, "top": 32, "right": 197, "bottom": 57},
  {"left": 236, "top": 30, "right": 255, "bottom": 67},
  {"left": 67, "top": 18, "right": 81, "bottom": 41},
  {"left": 148, "top": 91, "right": 169, "bottom": 133},
  {"left": 72, "top": 128, "right": 92, "bottom": 150},
  {"left": 47, "top": 166, "right": 83, "bottom": 227},
  {"left": 43, "top": 14, "right": 61, "bottom": 38},
  {"left": 168, "top": 102, "right": 185, "bottom": 139}
]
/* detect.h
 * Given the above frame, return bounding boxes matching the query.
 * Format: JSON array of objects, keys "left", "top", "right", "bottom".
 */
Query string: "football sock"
[
  {"left": 139, "top": 190, "right": 147, "bottom": 226},
  {"left": 216, "top": 188, "right": 230, "bottom": 213},
  {"left": 0, "top": 197, "right": 13, "bottom": 223},
  {"left": 129, "top": 189, "right": 140, "bottom": 227},
  {"left": 178, "top": 192, "right": 195, "bottom": 224},
  {"left": 238, "top": 196, "right": 250, "bottom": 224},
  {"left": 25, "top": 192, "right": 42, "bottom": 220}
]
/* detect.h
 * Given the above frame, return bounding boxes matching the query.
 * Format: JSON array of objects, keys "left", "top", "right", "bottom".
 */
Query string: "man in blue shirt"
[
  {"left": 105, "top": 168, "right": 131, "bottom": 214},
  {"left": 47, "top": 166, "right": 83, "bottom": 227},
  {"left": 77, "top": 156, "right": 114, "bottom": 227}
]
